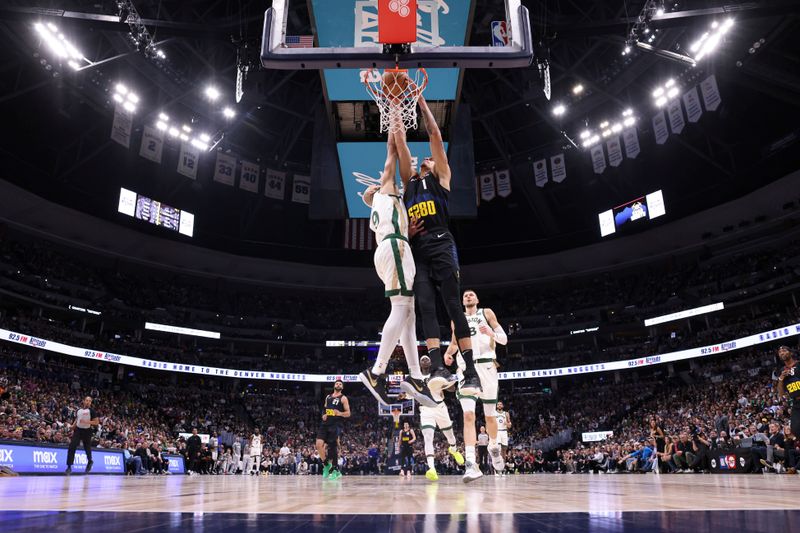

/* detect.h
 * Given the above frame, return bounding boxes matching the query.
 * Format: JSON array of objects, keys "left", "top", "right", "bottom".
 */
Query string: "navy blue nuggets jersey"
[{"left": 403, "top": 172, "right": 450, "bottom": 235}]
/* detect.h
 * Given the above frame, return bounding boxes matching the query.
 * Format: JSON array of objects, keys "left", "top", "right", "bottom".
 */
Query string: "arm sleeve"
[{"left": 493, "top": 325, "right": 508, "bottom": 345}]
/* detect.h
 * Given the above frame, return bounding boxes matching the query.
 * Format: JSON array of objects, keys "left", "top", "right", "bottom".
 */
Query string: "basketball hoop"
[{"left": 364, "top": 67, "right": 428, "bottom": 134}]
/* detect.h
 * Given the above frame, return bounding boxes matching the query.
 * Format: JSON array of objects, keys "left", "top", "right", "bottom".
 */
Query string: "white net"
[{"left": 364, "top": 68, "right": 428, "bottom": 134}]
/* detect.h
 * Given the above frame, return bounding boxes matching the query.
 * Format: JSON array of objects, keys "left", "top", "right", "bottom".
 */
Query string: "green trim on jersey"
[
  {"left": 390, "top": 230, "right": 412, "bottom": 296},
  {"left": 420, "top": 424, "right": 436, "bottom": 430},
  {"left": 439, "top": 424, "right": 453, "bottom": 431},
  {"left": 481, "top": 398, "right": 498, "bottom": 404},
  {"left": 475, "top": 358, "right": 496, "bottom": 364},
  {"left": 385, "top": 288, "right": 414, "bottom": 297},
  {"left": 457, "top": 392, "right": 479, "bottom": 402},
  {"left": 382, "top": 233, "right": 408, "bottom": 243}
]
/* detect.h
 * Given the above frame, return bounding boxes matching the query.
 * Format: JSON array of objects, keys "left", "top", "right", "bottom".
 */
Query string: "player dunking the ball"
[
  {"left": 418, "top": 354, "right": 465, "bottom": 481},
  {"left": 401, "top": 94, "right": 482, "bottom": 399},
  {"left": 315, "top": 379, "right": 350, "bottom": 481},
  {"left": 359, "top": 130, "right": 438, "bottom": 408},
  {"left": 445, "top": 289, "right": 508, "bottom": 482}
]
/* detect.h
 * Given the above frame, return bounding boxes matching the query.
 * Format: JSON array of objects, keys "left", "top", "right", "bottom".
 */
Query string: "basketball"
[{"left": 382, "top": 70, "right": 410, "bottom": 102}]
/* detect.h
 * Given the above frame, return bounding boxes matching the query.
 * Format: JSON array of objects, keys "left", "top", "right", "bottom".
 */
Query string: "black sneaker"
[
  {"left": 358, "top": 369, "right": 392, "bottom": 406},
  {"left": 65, "top": 466, "right": 72, "bottom": 476},
  {"left": 459, "top": 373, "right": 483, "bottom": 396},
  {"left": 427, "top": 367, "right": 453, "bottom": 393},
  {"left": 399, "top": 376, "right": 439, "bottom": 408},
  {"left": 85, "top": 460, "right": 94, "bottom": 474}
]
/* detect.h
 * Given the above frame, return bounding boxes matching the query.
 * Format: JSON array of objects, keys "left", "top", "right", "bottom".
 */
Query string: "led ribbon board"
[
  {"left": 310, "top": 0, "right": 470, "bottom": 101},
  {"left": 3, "top": 324, "right": 799, "bottom": 382},
  {"left": 338, "top": 141, "right": 447, "bottom": 218}
]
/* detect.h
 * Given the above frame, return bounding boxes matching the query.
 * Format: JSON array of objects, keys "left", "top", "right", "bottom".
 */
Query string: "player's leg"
[
  {"left": 458, "top": 394, "right": 482, "bottom": 483},
  {"left": 326, "top": 436, "right": 341, "bottom": 480},
  {"left": 421, "top": 426, "right": 438, "bottom": 480},
  {"left": 315, "top": 437, "right": 330, "bottom": 478},
  {"left": 398, "top": 294, "right": 439, "bottom": 407},
  {"left": 480, "top": 363, "right": 505, "bottom": 473},
  {"left": 437, "top": 407, "right": 464, "bottom": 466},
  {"left": 415, "top": 267, "right": 451, "bottom": 392}
]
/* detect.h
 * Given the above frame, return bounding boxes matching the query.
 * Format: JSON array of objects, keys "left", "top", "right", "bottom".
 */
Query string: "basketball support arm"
[{"left": 260, "top": 0, "right": 533, "bottom": 70}]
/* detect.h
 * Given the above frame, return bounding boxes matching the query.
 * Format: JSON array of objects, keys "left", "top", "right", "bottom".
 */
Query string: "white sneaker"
[
  {"left": 488, "top": 444, "right": 505, "bottom": 473},
  {"left": 462, "top": 462, "right": 483, "bottom": 484}
]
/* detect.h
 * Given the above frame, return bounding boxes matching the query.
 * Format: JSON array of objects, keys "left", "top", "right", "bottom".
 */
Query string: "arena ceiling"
[{"left": 0, "top": 0, "right": 799, "bottom": 266}]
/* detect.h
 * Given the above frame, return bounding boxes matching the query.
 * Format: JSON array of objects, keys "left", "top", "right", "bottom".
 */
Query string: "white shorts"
[
  {"left": 419, "top": 402, "right": 453, "bottom": 431},
  {"left": 497, "top": 430, "right": 509, "bottom": 447},
  {"left": 457, "top": 359, "right": 499, "bottom": 411},
  {"left": 374, "top": 238, "right": 415, "bottom": 297}
]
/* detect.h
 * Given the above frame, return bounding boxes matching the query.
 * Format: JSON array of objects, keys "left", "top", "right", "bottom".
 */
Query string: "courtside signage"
[
  {"left": 2, "top": 323, "right": 799, "bottom": 382},
  {"left": 0, "top": 442, "right": 124, "bottom": 474},
  {"left": 644, "top": 302, "right": 725, "bottom": 327}
]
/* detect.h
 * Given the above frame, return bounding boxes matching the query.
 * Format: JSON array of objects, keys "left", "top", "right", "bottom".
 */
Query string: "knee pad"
[{"left": 482, "top": 402, "right": 497, "bottom": 417}]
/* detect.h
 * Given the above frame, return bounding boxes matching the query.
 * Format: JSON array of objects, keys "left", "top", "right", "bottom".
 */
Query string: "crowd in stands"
[{"left": 3, "top": 337, "right": 799, "bottom": 476}]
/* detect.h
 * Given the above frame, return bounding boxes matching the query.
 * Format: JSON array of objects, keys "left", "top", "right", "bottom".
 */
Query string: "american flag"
[
  {"left": 343, "top": 219, "right": 376, "bottom": 251},
  {"left": 285, "top": 35, "right": 314, "bottom": 48}
]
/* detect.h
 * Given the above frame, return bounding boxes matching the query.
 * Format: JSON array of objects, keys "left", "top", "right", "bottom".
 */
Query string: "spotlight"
[
  {"left": 156, "top": 121, "right": 168, "bottom": 131},
  {"left": 656, "top": 8, "right": 664, "bottom": 16},
  {"left": 552, "top": 104, "right": 566, "bottom": 117},
  {"left": 126, "top": 92, "right": 139, "bottom": 104},
  {"left": 652, "top": 88, "right": 664, "bottom": 98},
  {"left": 667, "top": 87, "right": 679, "bottom": 99},
  {"left": 115, "top": 83, "right": 128, "bottom": 95},
  {"left": 572, "top": 84, "right": 584, "bottom": 95},
  {"left": 580, "top": 130, "right": 591, "bottom": 140},
  {"left": 122, "top": 101, "right": 136, "bottom": 113},
  {"left": 205, "top": 86, "right": 220, "bottom": 101},
  {"left": 156, "top": 49, "right": 166, "bottom": 59},
  {"left": 599, "top": 121, "right": 609, "bottom": 129},
  {"left": 180, "top": 133, "right": 189, "bottom": 142},
  {"left": 112, "top": 93, "right": 124, "bottom": 104},
  {"left": 67, "top": 60, "right": 80, "bottom": 70},
  {"left": 182, "top": 125, "right": 192, "bottom": 133},
  {"left": 191, "top": 138, "right": 209, "bottom": 151},
  {"left": 611, "top": 123, "right": 623, "bottom": 133},
  {"left": 622, "top": 108, "right": 633, "bottom": 117},
  {"left": 158, "top": 113, "right": 169, "bottom": 122},
  {"left": 655, "top": 96, "right": 667, "bottom": 107},
  {"left": 168, "top": 127, "right": 180, "bottom": 137},
  {"left": 623, "top": 116, "right": 636, "bottom": 127},
  {"left": 665, "top": 79, "right": 675, "bottom": 88},
  {"left": 199, "top": 133, "right": 211, "bottom": 143},
  {"left": 47, "top": 22, "right": 58, "bottom": 33},
  {"left": 692, "top": 18, "right": 735, "bottom": 61},
  {"left": 222, "top": 107, "right": 236, "bottom": 119},
  {"left": 601, "top": 129, "right": 612, "bottom": 138}
]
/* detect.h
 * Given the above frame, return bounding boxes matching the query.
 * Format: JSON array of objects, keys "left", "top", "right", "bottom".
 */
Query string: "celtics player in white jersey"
[
  {"left": 444, "top": 289, "right": 508, "bottom": 482},
  {"left": 417, "top": 355, "right": 465, "bottom": 481},
  {"left": 359, "top": 133, "right": 438, "bottom": 409},
  {"left": 495, "top": 401, "right": 511, "bottom": 474}
]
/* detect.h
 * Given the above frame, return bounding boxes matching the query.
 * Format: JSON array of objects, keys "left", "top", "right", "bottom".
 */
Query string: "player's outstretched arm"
[
  {"left": 418, "top": 95, "right": 451, "bottom": 188},
  {"left": 380, "top": 134, "right": 398, "bottom": 195},
  {"left": 392, "top": 129, "right": 414, "bottom": 188}
]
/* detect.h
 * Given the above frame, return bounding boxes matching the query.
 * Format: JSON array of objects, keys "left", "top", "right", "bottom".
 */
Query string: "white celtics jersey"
[
  {"left": 250, "top": 435, "right": 262, "bottom": 455},
  {"left": 370, "top": 192, "right": 408, "bottom": 242},
  {"left": 456, "top": 309, "right": 495, "bottom": 372},
  {"left": 496, "top": 410, "right": 508, "bottom": 431}
]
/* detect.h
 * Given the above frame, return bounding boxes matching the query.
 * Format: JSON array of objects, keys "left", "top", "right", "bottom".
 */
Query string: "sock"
[
  {"left": 372, "top": 298, "right": 408, "bottom": 375},
  {"left": 461, "top": 348, "right": 476, "bottom": 374},
  {"left": 399, "top": 301, "right": 423, "bottom": 379},
  {"left": 443, "top": 429, "right": 456, "bottom": 446},
  {"left": 466, "top": 446, "right": 476, "bottom": 464},
  {"left": 427, "top": 456, "right": 435, "bottom": 470},
  {"left": 428, "top": 347, "right": 443, "bottom": 370}
]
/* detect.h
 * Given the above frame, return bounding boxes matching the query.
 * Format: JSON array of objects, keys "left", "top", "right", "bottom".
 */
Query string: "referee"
[{"left": 65, "top": 396, "right": 99, "bottom": 475}]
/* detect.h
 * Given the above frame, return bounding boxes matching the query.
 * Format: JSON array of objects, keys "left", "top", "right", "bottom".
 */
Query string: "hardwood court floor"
[{"left": 0, "top": 473, "right": 795, "bottom": 515}]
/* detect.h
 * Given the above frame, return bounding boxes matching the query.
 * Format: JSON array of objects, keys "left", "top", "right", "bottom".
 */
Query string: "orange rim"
[{"left": 363, "top": 68, "right": 428, "bottom": 100}]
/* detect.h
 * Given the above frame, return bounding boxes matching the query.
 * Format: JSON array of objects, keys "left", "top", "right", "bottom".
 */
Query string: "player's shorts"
[
  {"left": 410, "top": 231, "right": 460, "bottom": 282},
  {"left": 374, "top": 237, "right": 415, "bottom": 297},
  {"left": 497, "top": 430, "right": 509, "bottom": 447},
  {"left": 457, "top": 358, "right": 499, "bottom": 411},
  {"left": 419, "top": 402, "right": 454, "bottom": 432},
  {"left": 315, "top": 424, "right": 341, "bottom": 444}
]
